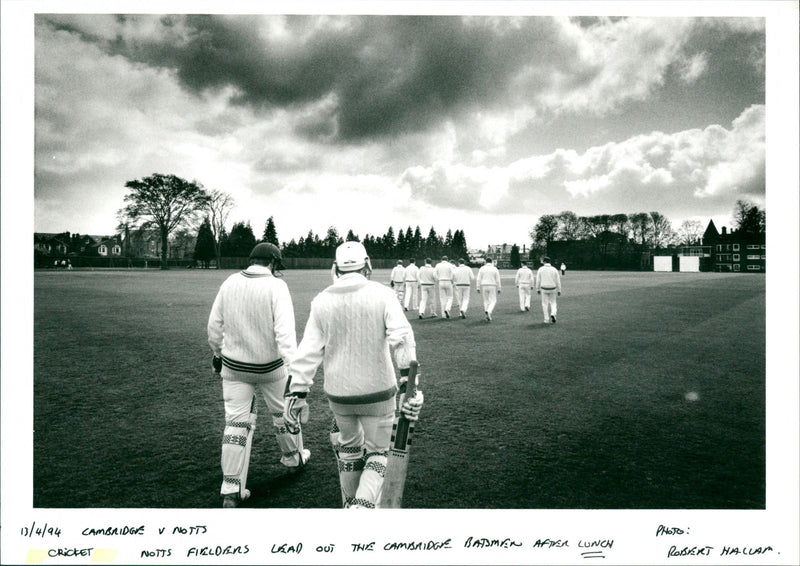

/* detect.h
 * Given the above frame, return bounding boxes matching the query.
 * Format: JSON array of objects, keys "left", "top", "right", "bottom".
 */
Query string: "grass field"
[{"left": 33, "top": 268, "right": 765, "bottom": 509}]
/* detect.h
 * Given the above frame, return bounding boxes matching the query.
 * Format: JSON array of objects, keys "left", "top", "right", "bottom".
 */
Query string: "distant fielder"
[
  {"left": 418, "top": 258, "right": 438, "bottom": 319},
  {"left": 453, "top": 258, "right": 475, "bottom": 318},
  {"left": 403, "top": 258, "right": 419, "bottom": 312},
  {"left": 476, "top": 256, "right": 501, "bottom": 322},
  {"left": 207, "top": 242, "right": 309, "bottom": 508},
  {"left": 389, "top": 260, "right": 405, "bottom": 302},
  {"left": 434, "top": 255, "right": 456, "bottom": 318},
  {"left": 536, "top": 256, "right": 562, "bottom": 324},
  {"left": 515, "top": 260, "right": 534, "bottom": 312}
]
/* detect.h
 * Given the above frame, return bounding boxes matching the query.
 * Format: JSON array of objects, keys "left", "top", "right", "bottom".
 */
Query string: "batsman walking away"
[
  {"left": 207, "top": 242, "right": 310, "bottom": 509},
  {"left": 284, "top": 241, "right": 424, "bottom": 509}
]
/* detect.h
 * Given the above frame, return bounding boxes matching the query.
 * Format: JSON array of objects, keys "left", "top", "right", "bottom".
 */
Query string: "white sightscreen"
[
  {"left": 679, "top": 256, "right": 700, "bottom": 272},
  {"left": 653, "top": 256, "right": 672, "bottom": 272}
]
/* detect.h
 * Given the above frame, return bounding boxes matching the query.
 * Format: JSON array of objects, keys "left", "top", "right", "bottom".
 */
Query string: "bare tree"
[
  {"left": 118, "top": 173, "right": 210, "bottom": 269},
  {"left": 650, "top": 211, "right": 677, "bottom": 249},
  {"left": 557, "top": 210, "right": 584, "bottom": 240},
  {"left": 677, "top": 220, "right": 704, "bottom": 245},
  {"left": 206, "top": 189, "right": 235, "bottom": 268},
  {"left": 609, "top": 213, "right": 630, "bottom": 240},
  {"left": 733, "top": 199, "right": 765, "bottom": 234},
  {"left": 530, "top": 214, "right": 560, "bottom": 253},
  {"left": 629, "top": 212, "right": 651, "bottom": 246}
]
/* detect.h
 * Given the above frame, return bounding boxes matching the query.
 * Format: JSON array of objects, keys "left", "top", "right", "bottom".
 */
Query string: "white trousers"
[
  {"left": 419, "top": 284, "right": 436, "bottom": 315},
  {"left": 438, "top": 281, "right": 454, "bottom": 314},
  {"left": 455, "top": 285, "right": 471, "bottom": 313},
  {"left": 518, "top": 285, "right": 532, "bottom": 310},
  {"left": 220, "top": 379, "right": 304, "bottom": 495},
  {"left": 403, "top": 282, "right": 417, "bottom": 310},
  {"left": 481, "top": 286, "right": 498, "bottom": 315},
  {"left": 332, "top": 410, "right": 394, "bottom": 508},
  {"left": 540, "top": 289, "right": 558, "bottom": 322}
]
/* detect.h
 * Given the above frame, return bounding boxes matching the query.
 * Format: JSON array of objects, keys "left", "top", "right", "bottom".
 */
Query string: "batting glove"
[
  {"left": 283, "top": 392, "right": 309, "bottom": 434},
  {"left": 212, "top": 355, "right": 222, "bottom": 374},
  {"left": 399, "top": 390, "right": 424, "bottom": 421}
]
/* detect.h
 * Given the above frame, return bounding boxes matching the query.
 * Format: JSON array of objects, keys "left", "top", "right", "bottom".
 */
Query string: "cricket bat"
[{"left": 377, "top": 360, "right": 419, "bottom": 509}]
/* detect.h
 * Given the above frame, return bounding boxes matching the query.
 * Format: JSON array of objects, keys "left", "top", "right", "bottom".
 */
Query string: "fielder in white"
[
  {"left": 535, "top": 256, "right": 562, "bottom": 323},
  {"left": 284, "top": 242, "right": 423, "bottom": 509},
  {"left": 476, "top": 257, "right": 501, "bottom": 322},
  {"left": 403, "top": 258, "right": 419, "bottom": 312},
  {"left": 514, "top": 260, "right": 534, "bottom": 312},
  {"left": 417, "top": 258, "right": 438, "bottom": 318},
  {"left": 389, "top": 260, "right": 405, "bottom": 302},
  {"left": 434, "top": 255, "right": 456, "bottom": 318},
  {"left": 207, "top": 242, "right": 309, "bottom": 508},
  {"left": 453, "top": 258, "right": 475, "bottom": 318}
]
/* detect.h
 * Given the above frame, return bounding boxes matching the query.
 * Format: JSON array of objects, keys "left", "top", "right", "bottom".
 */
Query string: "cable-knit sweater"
[
  {"left": 207, "top": 265, "right": 297, "bottom": 383},
  {"left": 289, "top": 273, "right": 416, "bottom": 412}
]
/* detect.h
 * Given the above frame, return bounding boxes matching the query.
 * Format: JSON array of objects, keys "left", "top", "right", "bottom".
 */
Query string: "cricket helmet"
[
  {"left": 249, "top": 242, "right": 284, "bottom": 270},
  {"left": 335, "top": 241, "right": 370, "bottom": 272}
]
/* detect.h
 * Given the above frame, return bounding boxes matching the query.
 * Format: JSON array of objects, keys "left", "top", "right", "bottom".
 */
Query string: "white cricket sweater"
[
  {"left": 419, "top": 265, "right": 437, "bottom": 285},
  {"left": 536, "top": 263, "right": 562, "bottom": 292},
  {"left": 207, "top": 265, "right": 297, "bottom": 383},
  {"left": 453, "top": 265, "right": 475, "bottom": 286},
  {"left": 477, "top": 263, "right": 501, "bottom": 290},
  {"left": 289, "top": 273, "right": 416, "bottom": 413},
  {"left": 515, "top": 266, "right": 534, "bottom": 287},
  {"left": 404, "top": 263, "right": 419, "bottom": 282},
  {"left": 390, "top": 265, "right": 406, "bottom": 283},
  {"left": 434, "top": 261, "right": 455, "bottom": 282}
]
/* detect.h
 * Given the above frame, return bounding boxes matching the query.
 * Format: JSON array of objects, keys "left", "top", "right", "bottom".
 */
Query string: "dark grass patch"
[{"left": 33, "top": 269, "right": 764, "bottom": 509}]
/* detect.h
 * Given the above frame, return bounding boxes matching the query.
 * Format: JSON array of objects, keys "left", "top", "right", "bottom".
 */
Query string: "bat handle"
[{"left": 406, "top": 361, "right": 418, "bottom": 399}]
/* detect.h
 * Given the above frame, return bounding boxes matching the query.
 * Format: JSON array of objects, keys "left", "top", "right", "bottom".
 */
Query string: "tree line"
[
  {"left": 115, "top": 173, "right": 470, "bottom": 269},
  {"left": 193, "top": 217, "right": 470, "bottom": 268},
  {"left": 111, "top": 173, "right": 763, "bottom": 270},
  {"left": 529, "top": 201, "right": 765, "bottom": 254}
]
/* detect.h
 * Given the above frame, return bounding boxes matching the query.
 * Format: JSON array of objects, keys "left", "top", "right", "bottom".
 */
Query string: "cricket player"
[
  {"left": 453, "top": 258, "right": 475, "bottom": 318},
  {"left": 207, "top": 242, "right": 309, "bottom": 508},
  {"left": 434, "top": 255, "right": 456, "bottom": 318},
  {"left": 403, "top": 258, "right": 419, "bottom": 312},
  {"left": 536, "top": 256, "right": 562, "bottom": 323},
  {"left": 417, "top": 258, "right": 438, "bottom": 318},
  {"left": 476, "top": 257, "right": 501, "bottom": 321},
  {"left": 284, "top": 241, "right": 424, "bottom": 509},
  {"left": 560, "top": 262, "right": 567, "bottom": 276},
  {"left": 514, "top": 260, "right": 534, "bottom": 312},
  {"left": 389, "top": 260, "right": 405, "bottom": 302}
]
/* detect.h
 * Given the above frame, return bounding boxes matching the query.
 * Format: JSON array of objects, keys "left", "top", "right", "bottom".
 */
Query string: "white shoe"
[
  {"left": 288, "top": 449, "right": 311, "bottom": 473},
  {"left": 222, "top": 490, "right": 248, "bottom": 508}
]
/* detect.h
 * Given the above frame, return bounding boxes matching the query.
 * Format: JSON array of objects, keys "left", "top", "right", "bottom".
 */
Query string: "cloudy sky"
[{"left": 32, "top": 8, "right": 768, "bottom": 249}]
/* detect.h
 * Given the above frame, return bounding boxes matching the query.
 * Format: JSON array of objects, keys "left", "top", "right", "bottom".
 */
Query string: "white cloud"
[
  {"left": 399, "top": 105, "right": 764, "bottom": 223},
  {"left": 535, "top": 17, "right": 696, "bottom": 116},
  {"left": 678, "top": 52, "right": 708, "bottom": 83}
]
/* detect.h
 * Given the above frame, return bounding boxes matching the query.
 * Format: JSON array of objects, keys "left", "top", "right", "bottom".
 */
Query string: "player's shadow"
[
  {"left": 528, "top": 321, "right": 557, "bottom": 329},
  {"left": 236, "top": 468, "right": 320, "bottom": 508}
]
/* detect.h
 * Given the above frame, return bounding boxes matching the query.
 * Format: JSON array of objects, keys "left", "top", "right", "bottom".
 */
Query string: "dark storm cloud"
[{"left": 40, "top": 15, "right": 565, "bottom": 142}]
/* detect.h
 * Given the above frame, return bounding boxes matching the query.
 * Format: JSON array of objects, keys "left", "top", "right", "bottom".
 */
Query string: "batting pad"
[{"left": 221, "top": 420, "right": 251, "bottom": 477}]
